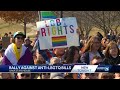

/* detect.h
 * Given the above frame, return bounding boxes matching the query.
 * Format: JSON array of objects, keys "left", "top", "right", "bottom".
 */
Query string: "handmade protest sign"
[{"left": 36, "top": 17, "right": 79, "bottom": 50}]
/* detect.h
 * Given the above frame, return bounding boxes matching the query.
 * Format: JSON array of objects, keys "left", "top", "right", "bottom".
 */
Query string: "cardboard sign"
[{"left": 36, "top": 17, "right": 79, "bottom": 50}]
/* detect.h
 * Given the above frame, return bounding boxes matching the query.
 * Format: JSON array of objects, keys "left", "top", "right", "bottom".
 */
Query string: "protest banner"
[
  {"left": 2, "top": 37, "right": 10, "bottom": 49},
  {"left": 36, "top": 17, "right": 79, "bottom": 50}
]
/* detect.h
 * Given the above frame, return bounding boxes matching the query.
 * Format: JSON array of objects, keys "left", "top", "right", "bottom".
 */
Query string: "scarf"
[{"left": 12, "top": 43, "right": 22, "bottom": 61}]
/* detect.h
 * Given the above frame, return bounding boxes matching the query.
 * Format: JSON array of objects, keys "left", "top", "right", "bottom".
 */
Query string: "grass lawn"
[
  {"left": 0, "top": 19, "right": 120, "bottom": 41},
  {"left": 0, "top": 19, "right": 32, "bottom": 37}
]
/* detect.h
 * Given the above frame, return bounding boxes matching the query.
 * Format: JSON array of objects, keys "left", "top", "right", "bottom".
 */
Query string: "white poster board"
[{"left": 36, "top": 17, "right": 79, "bottom": 50}]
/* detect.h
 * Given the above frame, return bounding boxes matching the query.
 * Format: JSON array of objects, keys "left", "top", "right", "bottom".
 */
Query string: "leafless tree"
[{"left": 0, "top": 11, "right": 38, "bottom": 37}]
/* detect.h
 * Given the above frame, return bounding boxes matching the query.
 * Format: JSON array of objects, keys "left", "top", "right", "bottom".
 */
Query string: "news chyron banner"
[{"left": 0, "top": 65, "right": 120, "bottom": 73}]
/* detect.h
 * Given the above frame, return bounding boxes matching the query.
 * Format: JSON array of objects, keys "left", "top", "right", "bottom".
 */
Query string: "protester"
[
  {"left": 10, "top": 37, "right": 14, "bottom": 44},
  {"left": 4, "top": 33, "right": 8, "bottom": 37},
  {"left": 0, "top": 73, "right": 15, "bottom": 79},
  {"left": 0, "top": 39, "right": 2, "bottom": 50},
  {"left": 50, "top": 57, "right": 61, "bottom": 65},
  {"left": 52, "top": 76, "right": 64, "bottom": 79},
  {"left": 0, "top": 49, "right": 5, "bottom": 64},
  {"left": 32, "top": 73, "right": 50, "bottom": 79},
  {"left": 117, "top": 36, "right": 120, "bottom": 49},
  {"left": 64, "top": 73, "right": 74, "bottom": 79},
  {"left": 37, "top": 40, "right": 66, "bottom": 64},
  {"left": 40, "top": 73, "right": 50, "bottom": 79},
  {"left": 97, "top": 32, "right": 103, "bottom": 41},
  {"left": 2, "top": 31, "right": 33, "bottom": 65},
  {"left": 79, "top": 40, "right": 85, "bottom": 54},
  {"left": 16, "top": 73, "right": 31, "bottom": 79},
  {"left": 90, "top": 56, "right": 103, "bottom": 65},
  {"left": 35, "top": 49, "right": 46, "bottom": 64},
  {"left": 87, "top": 73, "right": 99, "bottom": 79},
  {"left": 101, "top": 37, "right": 109, "bottom": 54},
  {"left": 63, "top": 46, "right": 81, "bottom": 64},
  {"left": 98, "top": 73, "right": 114, "bottom": 79},
  {"left": 33, "top": 39, "right": 65, "bottom": 64},
  {"left": 63, "top": 46, "right": 81, "bottom": 79},
  {"left": 24, "top": 37, "right": 33, "bottom": 52},
  {"left": 111, "top": 30, "right": 117, "bottom": 41},
  {"left": 80, "top": 36, "right": 104, "bottom": 64},
  {"left": 9, "top": 32, "right": 12, "bottom": 37},
  {"left": 103, "top": 41, "right": 120, "bottom": 65},
  {"left": 114, "top": 73, "right": 120, "bottom": 79},
  {"left": 80, "top": 73, "right": 89, "bottom": 79},
  {"left": 31, "top": 49, "right": 46, "bottom": 79},
  {"left": 107, "top": 30, "right": 112, "bottom": 39},
  {"left": 50, "top": 73, "right": 64, "bottom": 79}
]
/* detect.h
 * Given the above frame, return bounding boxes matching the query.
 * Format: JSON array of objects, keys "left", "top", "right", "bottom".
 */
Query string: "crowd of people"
[{"left": 0, "top": 29, "right": 120, "bottom": 79}]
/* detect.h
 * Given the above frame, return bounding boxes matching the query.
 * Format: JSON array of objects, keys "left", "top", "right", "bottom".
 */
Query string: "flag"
[
  {"left": 40, "top": 11, "right": 57, "bottom": 21},
  {"left": 52, "top": 36, "right": 67, "bottom": 47}
]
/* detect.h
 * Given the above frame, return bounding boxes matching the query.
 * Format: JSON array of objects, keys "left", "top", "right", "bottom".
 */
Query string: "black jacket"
[
  {"left": 80, "top": 51, "right": 105, "bottom": 64},
  {"left": 103, "top": 56, "right": 120, "bottom": 65}
]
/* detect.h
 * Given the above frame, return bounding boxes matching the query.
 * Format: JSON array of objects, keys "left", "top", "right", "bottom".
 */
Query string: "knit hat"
[{"left": 13, "top": 31, "right": 25, "bottom": 38}]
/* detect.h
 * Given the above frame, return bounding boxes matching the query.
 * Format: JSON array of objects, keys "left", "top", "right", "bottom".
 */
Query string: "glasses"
[
  {"left": 20, "top": 74, "right": 31, "bottom": 77},
  {"left": 16, "top": 37, "right": 24, "bottom": 40}
]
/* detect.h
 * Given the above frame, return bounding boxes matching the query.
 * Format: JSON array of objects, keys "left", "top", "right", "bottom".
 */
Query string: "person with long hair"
[
  {"left": 103, "top": 41, "right": 120, "bottom": 65},
  {"left": 2, "top": 31, "right": 33, "bottom": 65},
  {"left": 117, "top": 36, "right": 120, "bottom": 49},
  {"left": 80, "top": 36, "right": 104, "bottom": 64},
  {"left": 63, "top": 46, "right": 81, "bottom": 79},
  {"left": 64, "top": 46, "right": 80, "bottom": 64}
]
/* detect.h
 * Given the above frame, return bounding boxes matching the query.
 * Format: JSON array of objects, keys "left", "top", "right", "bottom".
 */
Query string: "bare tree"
[
  {"left": 0, "top": 11, "right": 38, "bottom": 37},
  {"left": 84, "top": 11, "right": 120, "bottom": 36},
  {"left": 55, "top": 11, "right": 120, "bottom": 37},
  {"left": 77, "top": 11, "right": 93, "bottom": 37}
]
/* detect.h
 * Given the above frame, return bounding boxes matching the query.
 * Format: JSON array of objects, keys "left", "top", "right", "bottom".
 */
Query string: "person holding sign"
[
  {"left": 2, "top": 31, "right": 33, "bottom": 65},
  {"left": 35, "top": 17, "right": 80, "bottom": 64},
  {"left": 36, "top": 17, "right": 80, "bottom": 50},
  {"left": 33, "top": 31, "right": 66, "bottom": 64}
]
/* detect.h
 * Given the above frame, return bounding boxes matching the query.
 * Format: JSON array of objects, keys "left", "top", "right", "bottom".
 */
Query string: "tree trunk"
[
  {"left": 24, "top": 17, "right": 26, "bottom": 38},
  {"left": 60, "top": 11, "right": 63, "bottom": 18}
]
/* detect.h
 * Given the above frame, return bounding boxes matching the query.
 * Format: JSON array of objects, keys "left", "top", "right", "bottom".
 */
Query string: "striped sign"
[
  {"left": 52, "top": 36, "right": 67, "bottom": 47},
  {"left": 40, "top": 11, "right": 57, "bottom": 20}
]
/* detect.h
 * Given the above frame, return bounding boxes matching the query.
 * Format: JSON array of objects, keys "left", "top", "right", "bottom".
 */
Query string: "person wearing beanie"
[{"left": 2, "top": 31, "right": 33, "bottom": 65}]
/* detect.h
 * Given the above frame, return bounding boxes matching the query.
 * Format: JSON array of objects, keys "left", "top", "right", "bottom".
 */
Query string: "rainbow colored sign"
[{"left": 36, "top": 17, "right": 79, "bottom": 50}]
